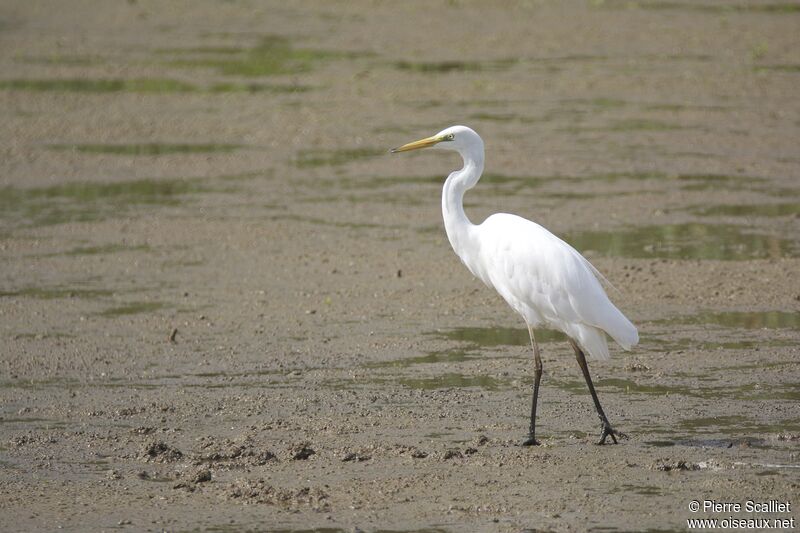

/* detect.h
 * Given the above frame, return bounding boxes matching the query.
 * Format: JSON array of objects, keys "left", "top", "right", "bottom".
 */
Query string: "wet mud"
[{"left": 1, "top": 1, "right": 798, "bottom": 532}]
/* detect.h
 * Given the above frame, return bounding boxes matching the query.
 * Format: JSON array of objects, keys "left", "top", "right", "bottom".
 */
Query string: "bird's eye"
[{"left": 446, "top": 134, "right": 455, "bottom": 141}]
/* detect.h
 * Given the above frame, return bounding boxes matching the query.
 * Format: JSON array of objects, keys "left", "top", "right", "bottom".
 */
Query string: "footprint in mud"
[
  {"left": 290, "top": 442, "right": 316, "bottom": 460},
  {"left": 140, "top": 441, "right": 183, "bottom": 463}
]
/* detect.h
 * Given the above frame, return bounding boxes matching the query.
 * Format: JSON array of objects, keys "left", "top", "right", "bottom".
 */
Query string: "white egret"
[{"left": 391, "top": 125, "right": 638, "bottom": 445}]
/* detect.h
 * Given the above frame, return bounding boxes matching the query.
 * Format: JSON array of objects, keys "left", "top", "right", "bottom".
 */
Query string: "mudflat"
[{"left": 1, "top": 1, "right": 798, "bottom": 531}]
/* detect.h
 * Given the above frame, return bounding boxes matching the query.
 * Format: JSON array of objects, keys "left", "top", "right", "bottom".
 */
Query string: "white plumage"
[
  {"left": 392, "top": 125, "right": 638, "bottom": 445},
  {"left": 465, "top": 213, "right": 638, "bottom": 360}
]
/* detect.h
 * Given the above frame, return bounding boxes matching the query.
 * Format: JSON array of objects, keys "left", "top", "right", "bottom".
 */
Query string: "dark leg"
[
  {"left": 570, "top": 340, "right": 626, "bottom": 445},
  {"left": 522, "top": 325, "right": 543, "bottom": 446}
]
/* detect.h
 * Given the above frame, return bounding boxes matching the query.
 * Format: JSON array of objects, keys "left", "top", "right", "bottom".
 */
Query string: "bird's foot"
[
  {"left": 597, "top": 422, "right": 627, "bottom": 445},
  {"left": 521, "top": 435, "right": 541, "bottom": 446}
]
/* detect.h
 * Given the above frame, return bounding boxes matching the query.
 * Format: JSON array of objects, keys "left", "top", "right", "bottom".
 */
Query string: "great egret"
[{"left": 391, "top": 125, "right": 638, "bottom": 445}]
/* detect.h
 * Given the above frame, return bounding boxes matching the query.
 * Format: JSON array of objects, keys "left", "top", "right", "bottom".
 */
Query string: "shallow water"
[
  {"left": 365, "top": 348, "right": 479, "bottom": 368},
  {"left": 670, "top": 310, "right": 800, "bottom": 329},
  {"left": 436, "top": 326, "right": 567, "bottom": 346},
  {"left": 567, "top": 223, "right": 797, "bottom": 260}
]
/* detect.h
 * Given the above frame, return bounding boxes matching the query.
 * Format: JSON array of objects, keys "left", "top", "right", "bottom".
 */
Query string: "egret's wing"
[
  {"left": 576, "top": 252, "right": 620, "bottom": 295},
  {"left": 475, "top": 214, "right": 638, "bottom": 352}
]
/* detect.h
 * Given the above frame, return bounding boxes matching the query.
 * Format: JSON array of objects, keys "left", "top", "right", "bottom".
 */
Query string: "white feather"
[
  {"left": 428, "top": 125, "right": 638, "bottom": 361},
  {"left": 465, "top": 214, "right": 638, "bottom": 360}
]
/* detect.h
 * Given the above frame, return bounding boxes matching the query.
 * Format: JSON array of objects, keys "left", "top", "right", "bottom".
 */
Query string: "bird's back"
[{"left": 460, "top": 213, "right": 638, "bottom": 359}]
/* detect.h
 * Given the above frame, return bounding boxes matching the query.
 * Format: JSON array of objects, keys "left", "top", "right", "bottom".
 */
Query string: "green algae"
[
  {"left": 0, "top": 78, "right": 197, "bottom": 93},
  {"left": 566, "top": 223, "right": 797, "bottom": 260},
  {"left": 97, "top": 302, "right": 166, "bottom": 317},
  {"left": 47, "top": 143, "right": 244, "bottom": 156},
  {"left": 0, "top": 177, "right": 206, "bottom": 230},
  {"left": 165, "top": 36, "right": 338, "bottom": 77}
]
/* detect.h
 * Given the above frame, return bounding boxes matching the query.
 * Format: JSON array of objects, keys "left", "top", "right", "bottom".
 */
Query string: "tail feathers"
[
  {"left": 590, "top": 298, "right": 639, "bottom": 351},
  {"left": 572, "top": 326, "right": 611, "bottom": 361},
  {"left": 571, "top": 248, "right": 638, "bottom": 348},
  {"left": 607, "top": 313, "right": 639, "bottom": 350}
]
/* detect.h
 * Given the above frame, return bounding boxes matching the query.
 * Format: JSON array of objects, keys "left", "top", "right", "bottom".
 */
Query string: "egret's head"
[{"left": 391, "top": 125, "right": 482, "bottom": 155}]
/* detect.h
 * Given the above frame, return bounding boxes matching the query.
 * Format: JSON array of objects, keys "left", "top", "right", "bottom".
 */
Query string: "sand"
[{"left": 1, "top": 1, "right": 798, "bottom": 531}]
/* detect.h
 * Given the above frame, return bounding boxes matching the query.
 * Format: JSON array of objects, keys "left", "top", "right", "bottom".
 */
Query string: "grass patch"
[
  {"left": 294, "top": 148, "right": 385, "bottom": 167},
  {"left": 599, "top": 1, "right": 800, "bottom": 13},
  {"left": 560, "top": 119, "right": 687, "bottom": 133},
  {"left": 61, "top": 244, "right": 151, "bottom": 256},
  {"left": 563, "top": 97, "right": 628, "bottom": 109},
  {"left": 208, "top": 82, "right": 312, "bottom": 93},
  {"left": 47, "top": 143, "right": 243, "bottom": 156},
  {"left": 0, "top": 78, "right": 197, "bottom": 93},
  {"left": 0, "top": 178, "right": 205, "bottom": 229},
  {"left": 754, "top": 64, "right": 800, "bottom": 73},
  {"left": 165, "top": 35, "right": 337, "bottom": 76},
  {"left": 0, "top": 287, "right": 112, "bottom": 299},
  {"left": 16, "top": 54, "right": 104, "bottom": 66},
  {"left": 0, "top": 78, "right": 313, "bottom": 94},
  {"left": 693, "top": 203, "right": 800, "bottom": 217},
  {"left": 98, "top": 302, "right": 165, "bottom": 317},
  {"left": 607, "top": 119, "right": 687, "bottom": 131},
  {"left": 393, "top": 59, "right": 516, "bottom": 73}
]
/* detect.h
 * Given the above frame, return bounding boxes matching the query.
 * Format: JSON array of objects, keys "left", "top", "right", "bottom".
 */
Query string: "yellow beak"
[{"left": 390, "top": 135, "right": 441, "bottom": 153}]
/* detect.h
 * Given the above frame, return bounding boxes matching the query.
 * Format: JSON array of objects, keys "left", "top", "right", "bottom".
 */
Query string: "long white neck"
[{"left": 442, "top": 149, "right": 484, "bottom": 259}]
